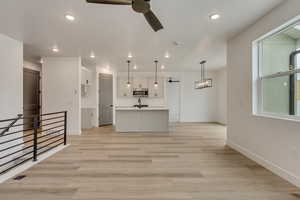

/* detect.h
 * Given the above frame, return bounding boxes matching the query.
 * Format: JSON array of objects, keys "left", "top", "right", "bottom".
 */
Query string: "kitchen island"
[{"left": 115, "top": 107, "right": 169, "bottom": 133}]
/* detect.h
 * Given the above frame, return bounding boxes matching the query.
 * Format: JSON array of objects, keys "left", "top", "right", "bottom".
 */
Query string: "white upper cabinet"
[
  {"left": 148, "top": 77, "right": 164, "bottom": 98},
  {"left": 117, "top": 77, "right": 133, "bottom": 98},
  {"left": 117, "top": 76, "right": 165, "bottom": 98},
  {"left": 133, "top": 77, "right": 148, "bottom": 89}
]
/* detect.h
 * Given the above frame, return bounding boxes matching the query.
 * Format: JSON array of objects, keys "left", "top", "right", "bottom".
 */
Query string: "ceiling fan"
[{"left": 86, "top": 0, "right": 164, "bottom": 32}]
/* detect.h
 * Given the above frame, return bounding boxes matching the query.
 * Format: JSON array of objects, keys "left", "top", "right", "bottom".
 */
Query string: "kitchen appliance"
[{"left": 133, "top": 88, "right": 149, "bottom": 97}]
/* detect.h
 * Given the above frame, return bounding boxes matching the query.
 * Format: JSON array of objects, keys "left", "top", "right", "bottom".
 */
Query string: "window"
[{"left": 254, "top": 20, "right": 300, "bottom": 119}]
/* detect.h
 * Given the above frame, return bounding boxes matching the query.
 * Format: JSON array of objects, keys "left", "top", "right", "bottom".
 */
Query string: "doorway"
[
  {"left": 23, "top": 68, "right": 41, "bottom": 129},
  {"left": 99, "top": 73, "right": 113, "bottom": 126},
  {"left": 167, "top": 80, "right": 181, "bottom": 122}
]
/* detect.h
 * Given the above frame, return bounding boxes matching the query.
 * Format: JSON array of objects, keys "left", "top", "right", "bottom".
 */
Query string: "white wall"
[
  {"left": 81, "top": 67, "right": 95, "bottom": 108},
  {"left": 81, "top": 66, "right": 98, "bottom": 128},
  {"left": 216, "top": 69, "right": 227, "bottom": 124},
  {"left": 42, "top": 57, "right": 81, "bottom": 135},
  {"left": 166, "top": 72, "right": 181, "bottom": 122},
  {"left": 23, "top": 60, "right": 41, "bottom": 72},
  {"left": 180, "top": 72, "right": 218, "bottom": 122},
  {"left": 0, "top": 34, "right": 23, "bottom": 119},
  {"left": 0, "top": 34, "right": 23, "bottom": 170},
  {"left": 297, "top": 41, "right": 300, "bottom": 115},
  {"left": 227, "top": 0, "right": 300, "bottom": 187}
]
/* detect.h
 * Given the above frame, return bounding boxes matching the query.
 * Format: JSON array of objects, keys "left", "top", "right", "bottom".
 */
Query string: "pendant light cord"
[
  {"left": 127, "top": 60, "right": 130, "bottom": 84},
  {"left": 155, "top": 60, "right": 158, "bottom": 84},
  {"left": 200, "top": 60, "right": 206, "bottom": 82}
]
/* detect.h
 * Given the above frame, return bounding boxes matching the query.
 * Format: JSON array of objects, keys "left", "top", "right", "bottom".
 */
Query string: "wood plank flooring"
[{"left": 1, "top": 123, "right": 300, "bottom": 200}]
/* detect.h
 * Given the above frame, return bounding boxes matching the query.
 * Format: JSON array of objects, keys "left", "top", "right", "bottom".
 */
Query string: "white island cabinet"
[{"left": 115, "top": 107, "right": 169, "bottom": 133}]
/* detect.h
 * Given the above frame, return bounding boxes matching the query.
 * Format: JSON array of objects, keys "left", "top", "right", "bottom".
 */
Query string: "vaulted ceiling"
[{"left": 0, "top": 0, "right": 284, "bottom": 71}]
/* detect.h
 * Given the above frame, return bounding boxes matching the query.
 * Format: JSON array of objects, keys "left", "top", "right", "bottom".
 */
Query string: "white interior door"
[
  {"left": 99, "top": 73, "right": 113, "bottom": 126},
  {"left": 167, "top": 81, "right": 181, "bottom": 122}
]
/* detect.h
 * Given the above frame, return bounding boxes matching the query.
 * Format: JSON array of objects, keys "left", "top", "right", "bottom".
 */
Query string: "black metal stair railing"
[{"left": 0, "top": 111, "right": 67, "bottom": 175}]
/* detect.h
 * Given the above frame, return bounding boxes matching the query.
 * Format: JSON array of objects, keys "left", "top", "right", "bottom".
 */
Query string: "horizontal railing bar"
[
  {"left": 11, "top": 121, "right": 35, "bottom": 128},
  {"left": 37, "top": 129, "right": 64, "bottom": 140},
  {"left": 0, "top": 133, "right": 34, "bottom": 145},
  {"left": 0, "top": 145, "right": 34, "bottom": 160},
  {"left": 40, "top": 116, "right": 64, "bottom": 122},
  {"left": 0, "top": 139, "right": 33, "bottom": 153},
  {"left": 37, "top": 125, "right": 65, "bottom": 134},
  {"left": 40, "top": 120, "right": 64, "bottom": 128},
  {"left": 0, "top": 150, "right": 34, "bottom": 168},
  {"left": 37, "top": 141, "right": 64, "bottom": 156},
  {"left": 37, "top": 134, "right": 64, "bottom": 146},
  {"left": 0, "top": 117, "right": 21, "bottom": 123},
  {"left": 37, "top": 138, "right": 64, "bottom": 151},
  {"left": 0, "top": 114, "right": 23, "bottom": 136},
  {"left": 0, "top": 123, "right": 30, "bottom": 129},
  {"left": 0, "top": 111, "right": 66, "bottom": 123},
  {"left": 1, "top": 119, "right": 63, "bottom": 129},
  {"left": 0, "top": 128, "right": 34, "bottom": 137},
  {"left": 41, "top": 111, "right": 66, "bottom": 117},
  {"left": 0, "top": 156, "right": 33, "bottom": 176}
]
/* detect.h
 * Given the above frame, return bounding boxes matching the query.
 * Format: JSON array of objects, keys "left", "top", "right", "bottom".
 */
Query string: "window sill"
[{"left": 253, "top": 113, "right": 300, "bottom": 123}]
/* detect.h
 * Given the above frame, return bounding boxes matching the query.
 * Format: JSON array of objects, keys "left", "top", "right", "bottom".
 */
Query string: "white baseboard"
[
  {"left": 227, "top": 140, "right": 300, "bottom": 188},
  {"left": 0, "top": 144, "right": 70, "bottom": 184}
]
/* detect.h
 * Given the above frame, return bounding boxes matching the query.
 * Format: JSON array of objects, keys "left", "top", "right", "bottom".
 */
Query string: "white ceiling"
[{"left": 0, "top": 0, "right": 284, "bottom": 72}]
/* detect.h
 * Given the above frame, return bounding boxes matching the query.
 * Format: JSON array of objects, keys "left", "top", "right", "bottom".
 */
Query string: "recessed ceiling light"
[
  {"left": 52, "top": 46, "right": 59, "bottom": 53},
  {"left": 128, "top": 53, "right": 133, "bottom": 58},
  {"left": 133, "top": 65, "right": 138, "bottom": 70},
  {"left": 161, "top": 65, "right": 165, "bottom": 70},
  {"left": 210, "top": 14, "right": 220, "bottom": 20},
  {"left": 65, "top": 14, "right": 75, "bottom": 21}
]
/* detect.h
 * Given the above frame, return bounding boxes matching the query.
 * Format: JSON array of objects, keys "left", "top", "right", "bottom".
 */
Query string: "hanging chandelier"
[{"left": 195, "top": 60, "right": 212, "bottom": 89}]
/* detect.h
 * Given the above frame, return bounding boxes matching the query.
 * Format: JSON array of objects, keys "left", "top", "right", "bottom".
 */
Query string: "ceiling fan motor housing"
[{"left": 132, "top": 0, "right": 150, "bottom": 13}]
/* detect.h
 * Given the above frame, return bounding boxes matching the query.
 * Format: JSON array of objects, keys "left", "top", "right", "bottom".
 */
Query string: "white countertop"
[{"left": 115, "top": 106, "right": 169, "bottom": 111}]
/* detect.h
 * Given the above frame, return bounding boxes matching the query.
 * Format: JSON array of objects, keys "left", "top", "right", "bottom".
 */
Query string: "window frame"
[{"left": 252, "top": 16, "right": 300, "bottom": 121}]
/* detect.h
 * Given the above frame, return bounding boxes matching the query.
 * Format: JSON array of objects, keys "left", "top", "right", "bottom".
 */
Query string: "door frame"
[
  {"left": 98, "top": 73, "right": 113, "bottom": 127},
  {"left": 23, "top": 68, "right": 41, "bottom": 128},
  {"left": 166, "top": 79, "right": 182, "bottom": 123}
]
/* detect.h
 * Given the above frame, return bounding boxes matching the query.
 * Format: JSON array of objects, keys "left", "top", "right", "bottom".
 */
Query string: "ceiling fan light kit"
[
  {"left": 195, "top": 60, "right": 213, "bottom": 89},
  {"left": 86, "top": 0, "right": 163, "bottom": 32}
]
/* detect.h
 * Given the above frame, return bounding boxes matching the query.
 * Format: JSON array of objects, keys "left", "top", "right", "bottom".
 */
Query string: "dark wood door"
[{"left": 23, "top": 69, "right": 40, "bottom": 129}]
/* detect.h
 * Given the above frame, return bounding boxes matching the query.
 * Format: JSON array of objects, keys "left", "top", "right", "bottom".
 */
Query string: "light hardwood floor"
[{"left": 1, "top": 123, "right": 300, "bottom": 200}]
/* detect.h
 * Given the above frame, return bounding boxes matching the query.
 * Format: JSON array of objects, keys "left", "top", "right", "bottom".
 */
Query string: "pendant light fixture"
[
  {"left": 127, "top": 60, "right": 131, "bottom": 88},
  {"left": 154, "top": 60, "right": 159, "bottom": 88},
  {"left": 195, "top": 60, "right": 212, "bottom": 89}
]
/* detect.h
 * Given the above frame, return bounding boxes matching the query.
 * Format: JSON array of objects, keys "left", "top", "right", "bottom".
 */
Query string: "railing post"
[
  {"left": 64, "top": 111, "right": 67, "bottom": 145},
  {"left": 33, "top": 115, "right": 39, "bottom": 162}
]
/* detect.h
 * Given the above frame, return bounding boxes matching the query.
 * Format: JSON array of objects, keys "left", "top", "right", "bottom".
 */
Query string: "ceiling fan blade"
[
  {"left": 86, "top": 0, "right": 132, "bottom": 5},
  {"left": 144, "top": 10, "right": 163, "bottom": 32}
]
